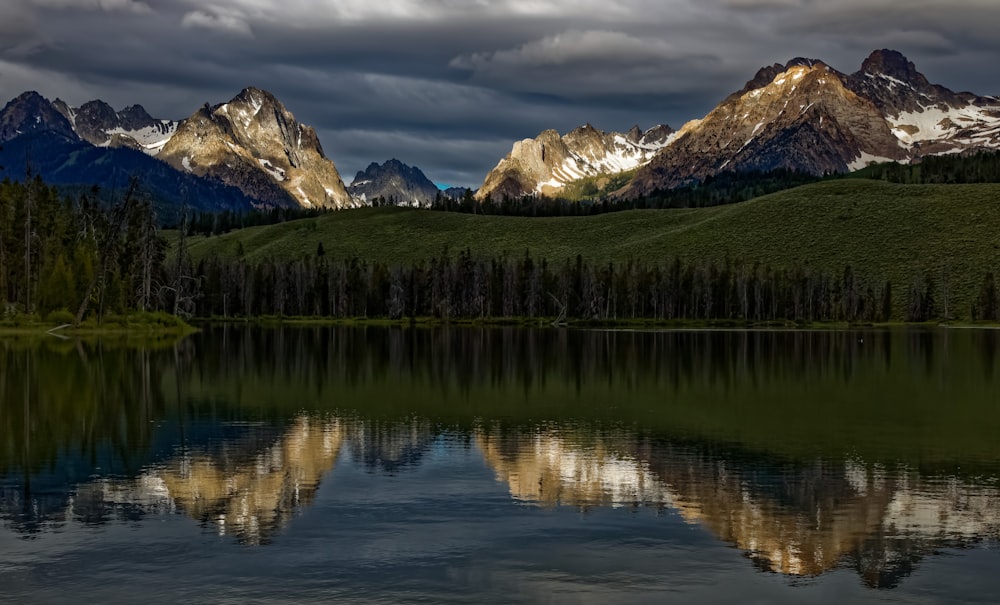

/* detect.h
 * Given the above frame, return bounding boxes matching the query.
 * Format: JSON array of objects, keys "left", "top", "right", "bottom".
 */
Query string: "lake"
[{"left": 2, "top": 326, "right": 999, "bottom": 603}]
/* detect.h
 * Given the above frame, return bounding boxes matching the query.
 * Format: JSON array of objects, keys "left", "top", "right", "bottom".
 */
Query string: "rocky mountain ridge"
[
  {"left": 0, "top": 92, "right": 259, "bottom": 216},
  {"left": 51, "top": 98, "right": 178, "bottom": 153},
  {"left": 0, "top": 91, "right": 78, "bottom": 143},
  {"left": 347, "top": 158, "right": 441, "bottom": 206},
  {"left": 0, "top": 87, "right": 353, "bottom": 210},
  {"left": 4, "top": 49, "right": 997, "bottom": 212},
  {"left": 157, "top": 87, "right": 352, "bottom": 209},
  {"left": 620, "top": 49, "right": 1000, "bottom": 198},
  {"left": 476, "top": 123, "right": 675, "bottom": 200}
]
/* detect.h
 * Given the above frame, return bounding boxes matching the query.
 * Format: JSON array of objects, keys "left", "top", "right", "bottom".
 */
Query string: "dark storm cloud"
[{"left": 1, "top": 0, "right": 998, "bottom": 187}]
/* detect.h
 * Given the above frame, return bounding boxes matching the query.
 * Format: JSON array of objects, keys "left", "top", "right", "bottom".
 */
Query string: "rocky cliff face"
[
  {"left": 347, "top": 158, "right": 440, "bottom": 206},
  {"left": 53, "top": 99, "right": 178, "bottom": 154},
  {"left": 622, "top": 60, "right": 905, "bottom": 195},
  {"left": 2, "top": 87, "right": 353, "bottom": 210},
  {"left": 157, "top": 87, "right": 353, "bottom": 209},
  {"left": 0, "top": 91, "right": 77, "bottom": 143},
  {"left": 620, "top": 50, "right": 1000, "bottom": 198},
  {"left": 476, "top": 123, "right": 674, "bottom": 200},
  {"left": 845, "top": 49, "right": 1000, "bottom": 156}
]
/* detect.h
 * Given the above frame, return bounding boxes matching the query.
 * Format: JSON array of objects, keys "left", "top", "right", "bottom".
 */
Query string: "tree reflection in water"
[{"left": 1, "top": 326, "right": 998, "bottom": 588}]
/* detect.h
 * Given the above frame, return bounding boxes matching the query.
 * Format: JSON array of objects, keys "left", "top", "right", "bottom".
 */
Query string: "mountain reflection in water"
[
  {"left": 1, "top": 326, "right": 999, "bottom": 593},
  {"left": 476, "top": 425, "right": 1000, "bottom": 587}
]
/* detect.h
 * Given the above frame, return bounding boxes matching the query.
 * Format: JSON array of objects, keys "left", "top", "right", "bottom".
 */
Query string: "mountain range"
[
  {"left": 1, "top": 49, "right": 997, "bottom": 212},
  {"left": 0, "top": 87, "right": 354, "bottom": 213},
  {"left": 0, "top": 92, "right": 261, "bottom": 216},
  {"left": 620, "top": 49, "right": 1000, "bottom": 198},
  {"left": 479, "top": 49, "right": 1000, "bottom": 200}
]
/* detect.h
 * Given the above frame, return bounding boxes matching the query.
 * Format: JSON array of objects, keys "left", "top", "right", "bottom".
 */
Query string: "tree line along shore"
[{"left": 3, "top": 162, "right": 1000, "bottom": 328}]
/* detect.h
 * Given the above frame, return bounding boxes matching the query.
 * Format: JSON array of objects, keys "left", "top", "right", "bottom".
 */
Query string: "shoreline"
[{"left": 189, "top": 316, "right": 995, "bottom": 330}]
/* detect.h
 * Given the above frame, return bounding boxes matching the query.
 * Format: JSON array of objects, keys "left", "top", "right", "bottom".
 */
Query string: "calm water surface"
[{"left": 1, "top": 326, "right": 999, "bottom": 603}]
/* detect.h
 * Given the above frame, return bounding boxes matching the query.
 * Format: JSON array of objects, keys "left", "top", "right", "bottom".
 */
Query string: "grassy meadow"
[{"left": 182, "top": 179, "right": 1000, "bottom": 320}]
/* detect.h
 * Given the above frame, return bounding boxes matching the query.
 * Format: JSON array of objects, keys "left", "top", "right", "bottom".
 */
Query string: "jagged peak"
[
  {"left": 232, "top": 86, "right": 282, "bottom": 108},
  {"left": 79, "top": 99, "right": 113, "bottom": 111},
  {"left": 859, "top": 49, "right": 919, "bottom": 80},
  {"left": 739, "top": 63, "right": 787, "bottom": 95},
  {"left": 51, "top": 98, "right": 74, "bottom": 121},
  {"left": 640, "top": 124, "right": 676, "bottom": 146},
  {"left": 13, "top": 90, "right": 47, "bottom": 103},
  {"left": 0, "top": 91, "right": 79, "bottom": 143},
  {"left": 348, "top": 157, "right": 438, "bottom": 204},
  {"left": 77, "top": 99, "right": 118, "bottom": 124},
  {"left": 737, "top": 58, "right": 835, "bottom": 97},
  {"left": 118, "top": 104, "right": 153, "bottom": 122},
  {"left": 785, "top": 57, "right": 826, "bottom": 70},
  {"left": 566, "top": 123, "right": 607, "bottom": 144},
  {"left": 4, "top": 91, "right": 56, "bottom": 114},
  {"left": 533, "top": 129, "right": 563, "bottom": 145},
  {"left": 354, "top": 158, "right": 426, "bottom": 178},
  {"left": 643, "top": 124, "right": 674, "bottom": 137}
]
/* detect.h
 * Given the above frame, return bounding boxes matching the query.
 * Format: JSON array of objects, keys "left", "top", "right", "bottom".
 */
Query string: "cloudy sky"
[{"left": 1, "top": 0, "right": 998, "bottom": 187}]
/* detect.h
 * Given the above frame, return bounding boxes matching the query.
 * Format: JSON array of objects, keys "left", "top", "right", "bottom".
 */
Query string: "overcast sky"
[{"left": 1, "top": 0, "right": 998, "bottom": 187}]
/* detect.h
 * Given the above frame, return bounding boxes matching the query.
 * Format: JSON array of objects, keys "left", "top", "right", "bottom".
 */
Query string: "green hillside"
[
  {"left": 183, "top": 179, "right": 1000, "bottom": 319},
  {"left": 557, "top": 168, "right": 638, "bottom": 201}
]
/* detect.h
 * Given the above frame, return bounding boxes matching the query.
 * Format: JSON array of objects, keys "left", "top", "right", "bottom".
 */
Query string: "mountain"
[
  {"left": 0, "top": 91, "right": 77, "bottom": 142},
  {"left": 845, "top": 50, "right": 1000, "bottom": 155},
  {"left": 0, "top": 130, "right": 259, "bottom": 219},
  {"left": 475, "top": 123, "right": 674, "bottom": 200},
  {"left": 620, "top": 49, "right": 1000, "bottom": 198},
  {"left": 0, "top": 87, "right": 353, "bottom": 212},
  {"left": 347, "top": 158, "right": 440, "bottom": 206},
  {"left": 443, "top": 186, "right": 473, "bottom": 200},
  {"left": 52, "top": 98, "right": 178, "bottom": 154},
  {"left": 0, "top": 92, "right": 257, "bottom": 218},
  {"left": 158, "top": 87, "right": 352, "bottom": 209},
  {"left": 1, "top": 91, "right": 178, "bottom": 153}
]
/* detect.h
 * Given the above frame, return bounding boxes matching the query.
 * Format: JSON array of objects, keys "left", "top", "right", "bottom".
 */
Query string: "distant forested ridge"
[
  {"left": 850, "top": 151, "right": 1000, "bottom": 185},
  {"left": 177, "top": 206, "right": 334, "bottom": 237}
]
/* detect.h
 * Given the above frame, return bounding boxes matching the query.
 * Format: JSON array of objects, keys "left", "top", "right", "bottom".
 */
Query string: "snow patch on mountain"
[
  {"left": 476, "top": 121, "right": 678, "bottom": 200},
  {"left": 534, "top": 145, "right": 657, "bottom": 194},
  {"left": 104, "top": 121, "right": 177, "bottom": 155},
  {"left": 888, "top": 102, "right": 1000, "bottom": 149},
  {"left": 258, "top": 158, "right": 287, "bottom": 181},
  {"left": 849, "top": 151, "right": 903, "bottom": 171},
  {"left": 866, "top": 71, "right": 910, "bottom": 90}
]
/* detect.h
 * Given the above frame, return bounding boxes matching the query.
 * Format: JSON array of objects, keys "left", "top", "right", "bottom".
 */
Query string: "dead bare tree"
[
  {"left": 74, "top": 177, "right": 139, "bottom": 325},
  {"left": 157, "top": 205, "right": 200, "bottom": 318}
]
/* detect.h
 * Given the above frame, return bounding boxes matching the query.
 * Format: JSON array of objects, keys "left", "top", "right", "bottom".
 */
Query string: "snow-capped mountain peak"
[
  {"left": 619, "top": 49, "right": 1000, "bottom": 198},
  {"left": 476, "top": 122, "right": 674, "bottom": 200},
  {"left": 46, "top": 98, "right": 181, "bottom": 155}
]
